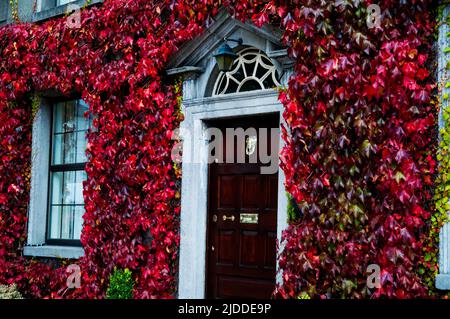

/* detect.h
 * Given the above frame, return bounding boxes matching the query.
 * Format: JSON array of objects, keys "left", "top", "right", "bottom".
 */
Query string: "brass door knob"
[{"left": 222, "top": 215, "right": 235, "bottom": 222}]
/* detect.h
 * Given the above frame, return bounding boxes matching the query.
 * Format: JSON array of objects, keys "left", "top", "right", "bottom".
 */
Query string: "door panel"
[
  {"left": 264, "top": 231, "right": 277, "bottom": 269},
  {"left": 206, "top": 114, "right": 279, "bottom": 299},
  {"left": 218, "top": 175, "right": 237, "bottom": 209},
  {"left": 239, "top": 230, "right": 259, "bottom": 268},
  {"left": 217, "top": 229, "right": 235, "bottom": 266},
  {"left": 242, "top": 175, "right": 260, "bottom": 209},
  {"left": 217, "top": 276, "right": 275, "bottom": 299}
]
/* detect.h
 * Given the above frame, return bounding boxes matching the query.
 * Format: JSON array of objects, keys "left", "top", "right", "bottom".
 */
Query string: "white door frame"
[{"left": 177, "top": 89, "right": 288, "bottom": 298}]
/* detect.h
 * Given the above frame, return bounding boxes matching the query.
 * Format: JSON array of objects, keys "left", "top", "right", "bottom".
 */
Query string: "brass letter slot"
[{"left": 240, "top": 213, "right": 259, "bottom": 224}]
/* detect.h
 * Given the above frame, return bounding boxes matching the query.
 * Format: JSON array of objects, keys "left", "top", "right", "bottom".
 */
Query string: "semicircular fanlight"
[{"left": 212, "top": 47, "right": 281, "bottom": 96}]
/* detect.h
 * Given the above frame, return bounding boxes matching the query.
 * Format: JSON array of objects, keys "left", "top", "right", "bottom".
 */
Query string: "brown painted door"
[{"left": 206, "top": 114, "right": 279, "bottom": 299}]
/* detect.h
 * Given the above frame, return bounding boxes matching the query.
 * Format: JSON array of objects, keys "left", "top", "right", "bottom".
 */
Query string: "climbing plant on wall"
[
  {"left": 277, "top": 1, "right": 437, "bottom": 298},
  {"left": 422, "top": 5, "right": 450, "bottom": 296},
  {"left": 0, "top": 0, "right": 440, "bottom": 298}
]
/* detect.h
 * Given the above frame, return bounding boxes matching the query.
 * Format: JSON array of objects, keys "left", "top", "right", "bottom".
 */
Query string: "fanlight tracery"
[{"left": 212, "top": 48, "right": 281, "bottom": 96}]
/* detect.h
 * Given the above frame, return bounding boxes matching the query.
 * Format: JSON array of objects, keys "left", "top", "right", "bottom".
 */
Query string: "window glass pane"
[
  {"left": 53, "top": 101, "right": 76, "bottom": 134},
  {"left": 65, "top": 100, "right": 77, "bottom": 131},
  {"left": 63, "top": 170, "right": 76, "bottom": 205},
  {"left": 63, "top": 132, "right": 77, "bottom": 164},
  {"left": 53, "top": 130, "right": 76, "bottom": 165},
  {"left": 61, "top": 206, "right": 74, "bottom": 239},
  {"left": 75, "top": 170, "right": 86, "bottom": 205},
  {"left": 51, "top": 172, "right": 63, "bottom": 205},
  {"left": 53, "top": 133, "right": 77, "bottom": 165},
  {"left": 52, "top": 134, "right": 62, "bottom": 165},
  {"left": 49, "top": 206, "right": 62, "bottom": 239},
  {"left": 239, "top": 79, "right": 263, "bottom": 93},
  {"left": 52, "top": 102, "right": 64, "bottom": 134},
  {"left": 76, "top": 131, "right": 88, "bottom": 163},
  {"left": 73, "top": 206, "right": 84, "bottom": 240},
  {"left": 77, "top": 100, "right": 90, "bottom": 131}
]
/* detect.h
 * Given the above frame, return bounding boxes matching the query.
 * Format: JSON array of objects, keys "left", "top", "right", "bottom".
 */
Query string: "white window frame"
[{"left": 24, "top": 98, "right": 84, "bottom": 259}]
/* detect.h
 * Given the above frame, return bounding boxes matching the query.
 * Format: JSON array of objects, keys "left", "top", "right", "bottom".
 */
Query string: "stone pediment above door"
[{"left": 166, "top": 10, "right": 294, "bottom": 101}]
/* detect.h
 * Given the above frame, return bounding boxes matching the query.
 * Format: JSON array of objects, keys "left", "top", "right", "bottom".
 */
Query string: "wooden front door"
[{"left": 206, "top": 114, "right": 279, "bottom": 299}]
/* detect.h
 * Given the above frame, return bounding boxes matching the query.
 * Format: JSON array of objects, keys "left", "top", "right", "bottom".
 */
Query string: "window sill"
[
  {"left": 24, "top": 245, "right": 84, "bottom": 259},
  {"left": 33, "top": 0, "right": 103, "bottom": 23},
  {"left": 436, "top": 274, "right": 450, "bottom": 290}
]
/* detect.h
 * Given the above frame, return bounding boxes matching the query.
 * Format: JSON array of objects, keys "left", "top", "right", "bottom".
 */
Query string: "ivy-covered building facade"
[{"left": 0, "top": 0, "right": 450, "bottom": 299}]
